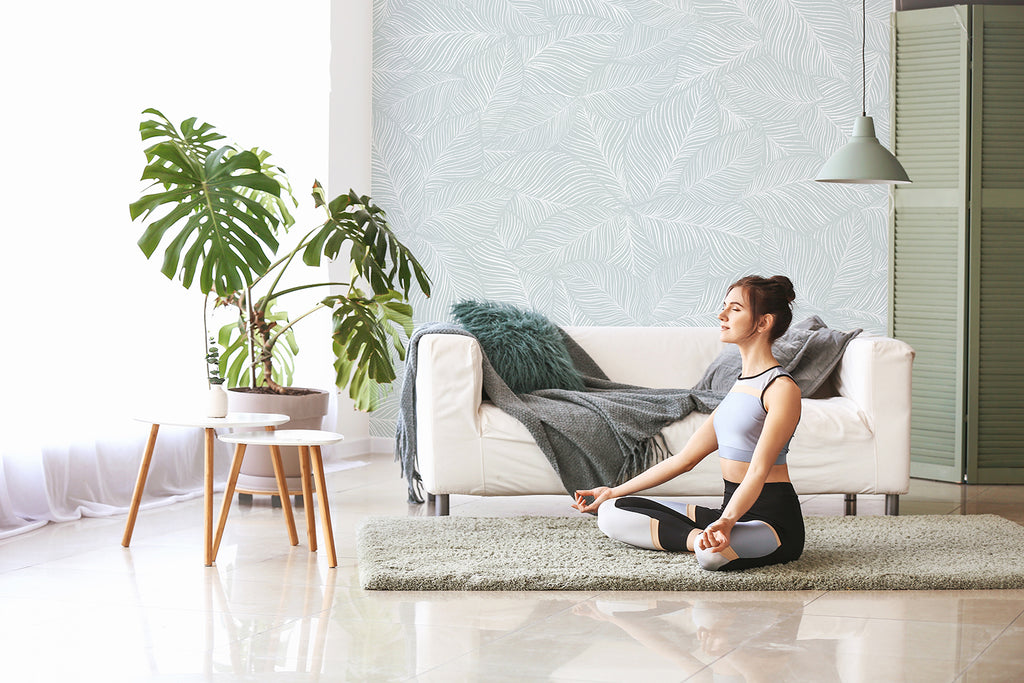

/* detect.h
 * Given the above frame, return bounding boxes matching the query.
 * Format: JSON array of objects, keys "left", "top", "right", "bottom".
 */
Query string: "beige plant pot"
[{"left": 226, "top": 387, "right": 330, "bottom": 497}]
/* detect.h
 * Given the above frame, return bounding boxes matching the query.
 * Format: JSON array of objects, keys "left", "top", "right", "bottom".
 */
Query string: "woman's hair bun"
[{"left": 770, "top": 275, "right": 796, "bottom": 304}]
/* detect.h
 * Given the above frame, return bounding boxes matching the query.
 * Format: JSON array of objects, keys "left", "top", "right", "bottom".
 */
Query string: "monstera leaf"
[
  {"left": 129, "top": 108, "right": 296, "bottom": 297},
  {"left": 303, "top": 183, "right": 431, "bottom": 300},
  {"left": 328, "top": 290, "right": 414, "bottom": 411}
]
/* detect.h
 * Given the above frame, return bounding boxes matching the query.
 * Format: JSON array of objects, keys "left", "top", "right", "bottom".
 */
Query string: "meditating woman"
[{"left": 573, "top": 275, "right": 804, "bottom": 571}]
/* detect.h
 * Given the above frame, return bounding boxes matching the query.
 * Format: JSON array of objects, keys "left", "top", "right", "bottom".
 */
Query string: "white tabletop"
[
  {"left": 133, "top": 412, "right": 290, "bottom": 429},
  {"left": 218, "top": 429, "right": 345, "bottom": 447}
]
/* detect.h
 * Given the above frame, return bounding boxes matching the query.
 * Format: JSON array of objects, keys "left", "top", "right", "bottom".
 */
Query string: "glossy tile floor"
[{"left": 2, "top": 453, "right": 1023, "bottom": 682}]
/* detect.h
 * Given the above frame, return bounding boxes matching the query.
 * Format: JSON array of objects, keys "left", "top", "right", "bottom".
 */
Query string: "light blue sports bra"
[{"left": 713, "top": 365, "right": 795, "bottom": 465}]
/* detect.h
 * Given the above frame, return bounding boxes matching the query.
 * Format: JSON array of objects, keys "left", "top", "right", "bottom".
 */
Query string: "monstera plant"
[{"left": 129, "top": 108, "right": 431, "bottom": 411}]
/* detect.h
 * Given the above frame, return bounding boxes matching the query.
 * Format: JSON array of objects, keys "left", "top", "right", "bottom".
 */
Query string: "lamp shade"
[{"left": 816, "top": 116, "right": 911, "bottom": 184}]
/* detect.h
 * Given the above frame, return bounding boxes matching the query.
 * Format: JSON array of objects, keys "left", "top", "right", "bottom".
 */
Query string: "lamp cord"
[{"left": 861, "top": 0, "right": 866, "bottom": 116}]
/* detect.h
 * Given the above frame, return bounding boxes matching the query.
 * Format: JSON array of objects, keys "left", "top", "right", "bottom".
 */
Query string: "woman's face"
[{"left": 718, "top": 287, "right": 755, "bottom": 343}]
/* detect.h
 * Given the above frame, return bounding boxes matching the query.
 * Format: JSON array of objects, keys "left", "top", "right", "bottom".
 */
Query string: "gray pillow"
[{"left": 693, "top": 316, "right": 861, "bottom": 396}]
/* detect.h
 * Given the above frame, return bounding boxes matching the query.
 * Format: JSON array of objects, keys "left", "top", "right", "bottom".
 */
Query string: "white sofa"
[{"left": 415, "top": 326, "right": 915, "bottom": 516}]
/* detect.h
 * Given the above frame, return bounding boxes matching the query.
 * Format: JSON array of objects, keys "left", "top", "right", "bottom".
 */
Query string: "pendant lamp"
[{"left": 815, "top": 0, "right": 911, "bottom": 184}]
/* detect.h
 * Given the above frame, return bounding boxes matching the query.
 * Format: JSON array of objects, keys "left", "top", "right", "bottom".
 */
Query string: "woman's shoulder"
[
  {"left": 763, "top": 371, "right": 801, "bottom": 411},
  {"left": 767, "top": 366, "right": 797, "bottom": 387}
]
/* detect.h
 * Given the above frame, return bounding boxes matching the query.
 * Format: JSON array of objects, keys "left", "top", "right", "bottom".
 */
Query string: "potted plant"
[
  {"left": 205, "top": 336, "right": 228, "bottom": 418},
  {"left": 130, "top": 108, "right": 431, "bottom": 496}
]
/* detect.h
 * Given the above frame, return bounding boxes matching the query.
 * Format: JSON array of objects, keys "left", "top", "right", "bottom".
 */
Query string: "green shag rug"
[{"left": 357, "top": 514, "right": 1024, "bottom": 591}]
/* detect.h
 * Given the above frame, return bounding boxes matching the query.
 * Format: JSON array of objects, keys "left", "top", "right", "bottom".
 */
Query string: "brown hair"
[{"left": 728, "top": 275, "right": 796, "bottom": 342}]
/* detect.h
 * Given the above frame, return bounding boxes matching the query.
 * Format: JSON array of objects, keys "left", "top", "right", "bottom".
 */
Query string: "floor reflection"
[
  {"left": 561, "top": 595, "right": 844, "bottom": 682},
  {"left": 202, "top": 551, "right": 339, "bottom": 677}
]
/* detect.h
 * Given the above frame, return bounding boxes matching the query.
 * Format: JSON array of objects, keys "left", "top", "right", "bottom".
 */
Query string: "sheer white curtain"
[{"left": 0, "top": 0, "right": 332, "bottom": 538}]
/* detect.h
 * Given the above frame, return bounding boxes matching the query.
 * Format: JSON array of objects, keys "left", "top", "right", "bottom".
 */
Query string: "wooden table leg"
[
  {"left": 122, "top": 423, "right": 160, "bottom": 547},
  {"left": 308, "top": 445, "right": 337, "bottom": 568},
  {"left": 204, "top": 427, "right": 215, "bottom": 567},
  {"left": 298, "top": 445, "right": 317, "bottom": 552},
  {"left": 213, "top": 443, "right": 247, "bottom": 562},
  {"left": 266, "top": 426, "right": 298, "bottom": 547}
]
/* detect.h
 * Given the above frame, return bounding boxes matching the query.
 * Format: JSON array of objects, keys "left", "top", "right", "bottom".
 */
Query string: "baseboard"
[
  {"left": 327, "top": 436, "right": 395, "bottom": 459},
  {"left": 331, "top": 437, "right": 371, "bottom": 459},
  {"left": 371, "top": 436, "right": 396, "bottom": 454}
]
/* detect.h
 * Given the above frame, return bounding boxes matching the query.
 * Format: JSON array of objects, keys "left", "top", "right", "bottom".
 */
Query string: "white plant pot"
[{"left": 226, "top": 388, "right": 330, "bottom": 496}]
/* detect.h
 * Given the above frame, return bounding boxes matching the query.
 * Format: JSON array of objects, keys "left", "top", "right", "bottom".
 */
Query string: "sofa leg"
[
  {"left": 844, "top": 494, "right": 857, "bottom": 516},
  {"left": 885, "top": 494, "right": 900, "bottom": 516},
  {"left": 433, "top": 494, "right": 450, "bottom": 516}
]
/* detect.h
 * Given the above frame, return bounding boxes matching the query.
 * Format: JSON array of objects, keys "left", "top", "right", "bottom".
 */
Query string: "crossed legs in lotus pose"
[{"left": 597, "top": 496, "right": 783, "bottom": 571}]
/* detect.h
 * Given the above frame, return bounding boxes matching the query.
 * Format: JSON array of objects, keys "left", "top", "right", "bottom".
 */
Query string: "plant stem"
[
  {"left": 265, "top": 302, "right": 327, "bottom": 352},
  {"left": 250, "top": 224, "right": 324, "bottom": 290},
  {"left": 264, "top": 282, "right": 352, "bottom": 301},
  {"left": 261, "top": 247, "right": 301, "bottom": 308},
  {"left": 250, "top": 225, "right": 326, "bottom": 330},
  {"left": 245, "top": 284, "right": 258, "bottom": 387},
  {"left": 259, "top": 301, "right": 329, "bottom": 394},
  {"left": 261, "top": 354, "right": 284, "bottom": 394},
  {"left": 203, "top": 293, "right": 211, "bottom": 389}
]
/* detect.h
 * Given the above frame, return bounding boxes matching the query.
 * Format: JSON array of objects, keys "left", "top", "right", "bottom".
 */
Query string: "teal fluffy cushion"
[{"left": 451, "top": 300, "right": 586, "bottom": 394}]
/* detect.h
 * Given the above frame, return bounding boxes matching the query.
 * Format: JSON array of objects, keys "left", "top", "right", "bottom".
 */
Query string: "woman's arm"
[
  {"left": 698, "top": 377, "right": 801, "bottom": 551},
  {"left": 574, "top": 409, "right": 719, "bottom": 512}
]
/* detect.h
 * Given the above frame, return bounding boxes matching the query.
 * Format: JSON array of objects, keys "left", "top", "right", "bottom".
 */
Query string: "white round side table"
[
  {"left": 217, "top": 429, "right": 345, "bottom": 568},
  {"left": 124, "top": 413, "right": 289, "bottom": 567}
]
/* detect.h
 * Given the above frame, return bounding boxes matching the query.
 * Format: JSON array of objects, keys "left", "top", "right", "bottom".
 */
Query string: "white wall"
[
  {"left": 328, "top": 0, "right": 374, "bottom": 443},
  {"left": 0, "top": 0, "right": 329, "bottom": 442}
]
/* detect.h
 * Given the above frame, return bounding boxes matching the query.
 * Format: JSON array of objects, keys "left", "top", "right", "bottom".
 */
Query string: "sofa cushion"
[
  {"left": 693, "top": 316, "right": 862, "bottom": 396},
  {"left": 451, "top": 300, "right": 586, "bottom": 394},
  {"left": 476, "top": 394, "right": 875, "bottom": 496},
  {"left": 783, "top": 319, "right": 863, "bottom": 397},
  {"left": 565, "top": 326, "right": 723, "bottom": 389}
]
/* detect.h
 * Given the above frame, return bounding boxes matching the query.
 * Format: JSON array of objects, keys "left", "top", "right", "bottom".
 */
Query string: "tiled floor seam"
[{"left": 952, "top": 617, "right": 1020, "bottom": 682}]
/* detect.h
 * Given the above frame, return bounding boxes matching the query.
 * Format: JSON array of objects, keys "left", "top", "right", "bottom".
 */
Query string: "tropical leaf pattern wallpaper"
[{"left": 370, "top": 0, "right": 892, "bottom": 435}]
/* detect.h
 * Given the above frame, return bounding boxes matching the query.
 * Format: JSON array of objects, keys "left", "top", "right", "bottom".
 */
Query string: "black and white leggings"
[{"left": 596, "top": 480, "right": 805, "bottom": 571}]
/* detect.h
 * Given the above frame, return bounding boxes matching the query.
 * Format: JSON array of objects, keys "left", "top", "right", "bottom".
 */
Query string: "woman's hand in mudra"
[
  {"left": 573, "top": 487, "right": 615, "bottom": 513},
  {"left": 697, "top": 518, "right": 735, "bottom": 553}
]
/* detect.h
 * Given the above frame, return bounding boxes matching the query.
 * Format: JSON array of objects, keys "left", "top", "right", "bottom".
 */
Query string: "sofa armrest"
[
  {"left": 415, "top": 333, "right": 485, "bottom": 493},
  {"left": 834, "top": 336, "right": 916, "bottom": 493}
]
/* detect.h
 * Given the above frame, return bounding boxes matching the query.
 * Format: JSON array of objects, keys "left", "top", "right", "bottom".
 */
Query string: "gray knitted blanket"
[{"left": 395, "top": 323, "right": 724, "bottom": 503}]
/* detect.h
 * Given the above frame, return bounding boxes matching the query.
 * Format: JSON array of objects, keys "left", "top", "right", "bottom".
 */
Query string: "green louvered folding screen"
[
  {"left": 892, "top": 5, "right": 1024, "bottom": 483},
  {"left": 966, "top": 6, "right": 1024, "bottom": 483},
  {"left": 891, "top": 6, "right": 970, "bottom": 482}
]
